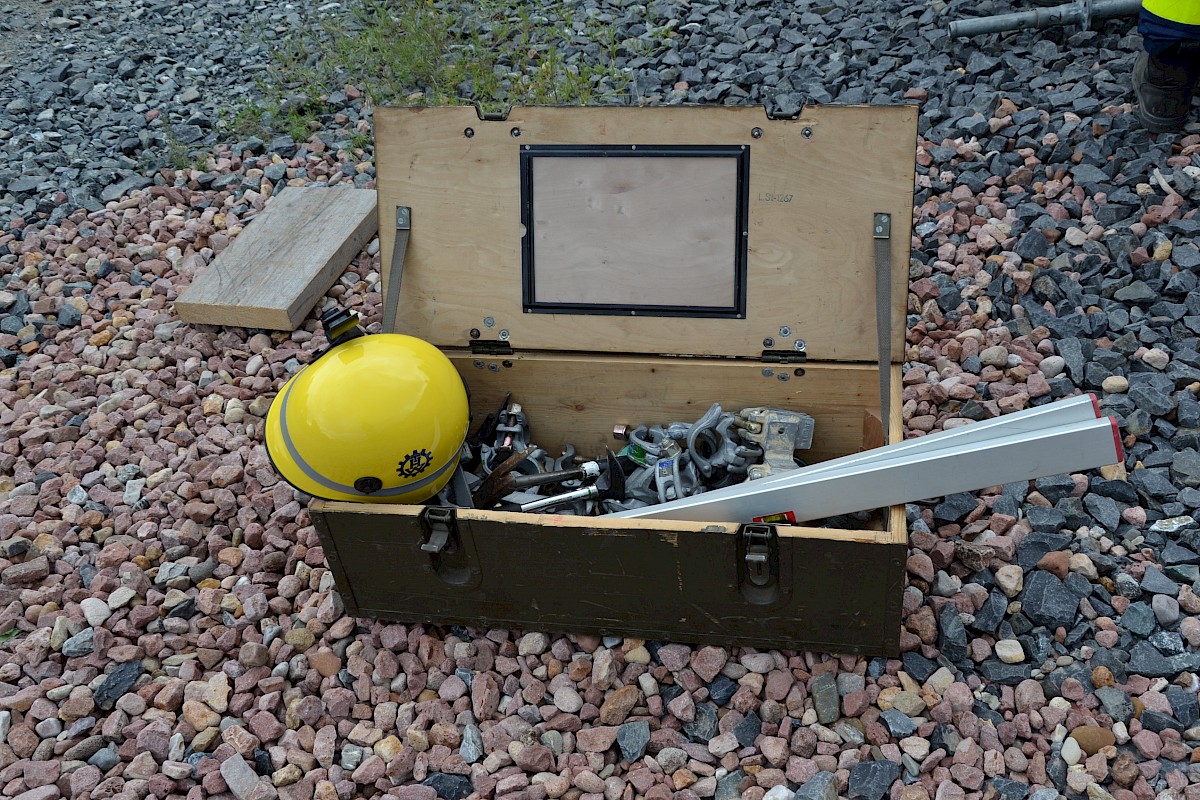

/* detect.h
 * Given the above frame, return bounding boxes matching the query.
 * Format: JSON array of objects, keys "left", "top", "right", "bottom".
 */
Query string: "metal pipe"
[{"left": 949, "top": 0, "right": 1141, "bottom": 38}]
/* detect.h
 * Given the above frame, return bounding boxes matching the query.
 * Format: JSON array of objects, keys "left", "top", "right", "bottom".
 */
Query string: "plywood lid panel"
[{"left": 375, "top": 105, "right": 916, "bottom": 362}]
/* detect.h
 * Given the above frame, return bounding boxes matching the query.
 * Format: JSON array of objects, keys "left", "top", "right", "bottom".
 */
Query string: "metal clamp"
[{"left": 737, "top": 523, "right": 782, "bottom": 605}]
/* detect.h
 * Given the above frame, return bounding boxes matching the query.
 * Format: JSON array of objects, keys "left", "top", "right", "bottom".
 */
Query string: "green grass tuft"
[{"left": 221, "top": 0, "right": 659, "bottom": 146}]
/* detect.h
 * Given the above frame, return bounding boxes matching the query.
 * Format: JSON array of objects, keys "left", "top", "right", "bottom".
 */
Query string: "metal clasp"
[
  {"left": 737, "top": 523, "right": 784, "bottom": 606},
  {"left": 420, "top": 507, "right": 458, "bottom": 554},
  {"left": 742, "top": 524, "right": 776, "bottom": 587}
]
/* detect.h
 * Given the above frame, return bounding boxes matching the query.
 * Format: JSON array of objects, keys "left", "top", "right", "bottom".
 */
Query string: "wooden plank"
[
  {"left": 374, "top": 105, "right": 916, "bottom": 362},
  {"left": 311, "top": 500, "right": 905, "bottom": 654},
  {"left": 175, "top": 187, "right": 378, "bottom": 330}
]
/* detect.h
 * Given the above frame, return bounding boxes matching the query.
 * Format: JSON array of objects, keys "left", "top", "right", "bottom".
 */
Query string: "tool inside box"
[{"left": 442, "top": 351, "right": 900, "bottom": 531}]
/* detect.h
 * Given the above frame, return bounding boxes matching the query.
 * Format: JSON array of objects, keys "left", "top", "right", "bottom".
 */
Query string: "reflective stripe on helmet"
[
  {"left": 275, "top": 378, "right": 457, "bottom": 498},
  {"left": 1143, "top": 0, "right": 1200, "bottom": 25}
]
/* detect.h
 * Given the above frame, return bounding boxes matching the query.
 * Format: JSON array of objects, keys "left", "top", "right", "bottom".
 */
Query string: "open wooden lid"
[{"left": 375, "top": 105, "right": 916, "bottom": 363}]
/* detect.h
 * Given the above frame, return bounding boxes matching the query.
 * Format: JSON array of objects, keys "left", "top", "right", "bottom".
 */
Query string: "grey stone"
[
  {"left": 811, "top": 673, "right": 839, "bottom": 724},
  {"left": 460, "top": 724, "right": 483, "bottom": 763},
  {"left": 1126, "top": 641, "right": 1177, "bottom": 678},
  {"left": 939, "top": 604, "right": 968, "bottom": 662},
  {"left": 795, "top": 772, "right": 838, "bottom": 800},
  {"left": 61, "top": 628, "right": 94, "bottom": 657},
  {"left": 847, "top": 760, "right": 900, "bottom": 800},
  {"left": 95, "top": 661, "right": 143, "bottom": 710},
  {"left": 617, "top": 720, "right": 650, "bottom": 762},
  {"left": 220, "top": 753, "right": 262, "bottom": 800},
  {"left": 1140, "top": 565, "right": 1180, "bottom": 595},
  {"left": 682, "top": 702, "right": 719, "bottom": 743},
  {"left": 732, "top": 710, "right": 762, "bottom": 748},
  {"left": 1153, "top": 594, "right": 1181, "bottom": 626},
  {"left": 715, "top": 770, "right": 745, "bottom": 800},
  {"left": 1122, "top": 602, "right": 1158, "bottom": 637},
  {"left": 879, "top": 709, "right": 916, "bottom": 738},
  {"left": 88, "top": 744, "right": 121, "bottom": 771},
  {"left": 1020, "top": 571, "right": 1078, "bottom": 628}
]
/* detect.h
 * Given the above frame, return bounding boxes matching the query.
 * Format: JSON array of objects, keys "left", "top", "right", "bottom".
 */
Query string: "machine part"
[
  {"left": 655, "top": 440, "right": 686, "bottom": 503},
  {"left": 553, "top": 445, "right": 577, "bottom": 471},
  {"left": 264, "top": 333, "right": 470, "bottom": 504},
  {"left": 734, "top": 407, "right": 816, "bottom": 480},
  {"left": 948, "top": 0, "right": 1139, "bottom": 38},
  {"left": 623, "top": 464, "right": 660, "bottom": 504},
  {"left": 491, "top": 401, "right": 531, "bottom": 463},
  {"left": 686, "top": 403, "right": 725, "bottom": 478},
  {"left": 608, "top": 410, "right": 1123, "bottom": 523},
  {"left": 613, "top": 424, "right": 630, "bottom": 441},
  {"left": 520, "top": 450, "right": 624, "bottom": 512},
  {"left": 628, "top": 425, "right": 663, "bottom": 460}
]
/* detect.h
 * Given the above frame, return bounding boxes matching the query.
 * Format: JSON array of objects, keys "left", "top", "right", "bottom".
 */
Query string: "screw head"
[
  {"left": 778, "top": 372, "right": 790, "bottom": 381},
  {"left": 751, "top": 127, "right": 763, "bottom": 139},
  {"left": 762, "top": 368, "right": 774, "bottom": 377},
  {"left": 469, "top": 328, "right": 481, "bottom": 339},
  {"left": 498, "top": 329, "right": 510, "bottom": 341},
  {"left": 484, "top": 317, "right": 495, "bottom": 328},
  {"left": 473, "top": 360, "right": 484, "bottom": 369},
  {"left": 794, "top": 339, "right": 806, "bottom": 351},
  {"left": 763, "top": 337, "right": 775, "bottom": 348},
  {"left": 488, "top": 363, "right": 500, "bottom": 372},
  {"left": 802, "top": 127, "right": 813, "bottom": 138},
  {"left": 464, "top": 127, "right": 474, "bottom": 138},
  {"left": 779, "top": 326, "right": 791, "bottom": 337},
  {"left": 510, "top": 127, "right": 521, "bottom": 138}
]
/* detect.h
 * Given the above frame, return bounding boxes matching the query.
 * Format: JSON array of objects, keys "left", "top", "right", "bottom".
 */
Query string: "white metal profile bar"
[
  {"left": 607, "top": 416, "right": 1123, "bottom": 523},
  {"left": 751, "top": 393, "right": 1101, "bottom": 488}
]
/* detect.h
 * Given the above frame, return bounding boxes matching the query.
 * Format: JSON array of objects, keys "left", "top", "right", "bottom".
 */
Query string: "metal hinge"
[
  {"left": 470, "top": 340, "right": 514, "bottom": 356},
  {"left": 759, "top": 349, "right": 807, "bottom": 364},
  {"left": 420, "top": 506, "right": 459, "bottom": 554}
]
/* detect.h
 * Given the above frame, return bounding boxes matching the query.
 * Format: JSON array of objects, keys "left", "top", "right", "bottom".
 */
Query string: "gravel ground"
[{"left": 3, "top": 1, "right": 1200, "bottom": 800}]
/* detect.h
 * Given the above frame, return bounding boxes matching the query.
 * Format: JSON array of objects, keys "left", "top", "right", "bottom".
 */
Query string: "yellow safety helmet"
[{"left": 265, "top": 321, "right": 469, "bottom": 504}]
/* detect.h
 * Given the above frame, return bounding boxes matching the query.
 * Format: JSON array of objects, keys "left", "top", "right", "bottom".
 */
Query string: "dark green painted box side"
[{"left": 311, "top": 505, "right": 906, "bottom": 656}]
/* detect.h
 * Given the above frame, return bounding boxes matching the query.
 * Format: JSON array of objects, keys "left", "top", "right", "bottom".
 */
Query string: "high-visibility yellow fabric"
[{"left": 1143, "top": 0, "right": 1200, "bottom": 26}]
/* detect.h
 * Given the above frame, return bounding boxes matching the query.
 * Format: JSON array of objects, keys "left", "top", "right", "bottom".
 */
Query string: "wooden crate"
[{"left": 308, "top": 105, "right": 917, "bottom": 655}]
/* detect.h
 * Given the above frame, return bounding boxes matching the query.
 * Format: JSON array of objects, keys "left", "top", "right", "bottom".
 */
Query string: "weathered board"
[{"left": 175, "top": 187, "right": 378, "bottom": 330}]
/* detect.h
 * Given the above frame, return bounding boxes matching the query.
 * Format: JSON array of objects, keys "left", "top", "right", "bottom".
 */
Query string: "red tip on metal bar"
[
  {"left": 1088, "top": 393, "right": 1101, "bottom": 418},
  {"left": 1108, "top": 417, "right": 1125, "bottom": 462}
]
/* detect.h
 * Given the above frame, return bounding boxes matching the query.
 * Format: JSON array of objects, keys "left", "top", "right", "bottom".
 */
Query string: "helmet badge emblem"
[{"left": 397, "top": 449, "right": 434, "bottom": 478}]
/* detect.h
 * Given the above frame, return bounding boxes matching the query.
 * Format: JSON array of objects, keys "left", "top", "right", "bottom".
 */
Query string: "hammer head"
[{"left": 472, "top": 447, "right": 532, "bottom": 509}]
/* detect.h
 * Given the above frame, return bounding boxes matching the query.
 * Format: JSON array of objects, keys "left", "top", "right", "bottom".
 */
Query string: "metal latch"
[
  {"left": 420, "top": 507, "right": 458, "bottom": 554},
  {"left": 742, "top": 524, "right": 777, "bottom": 587}
]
